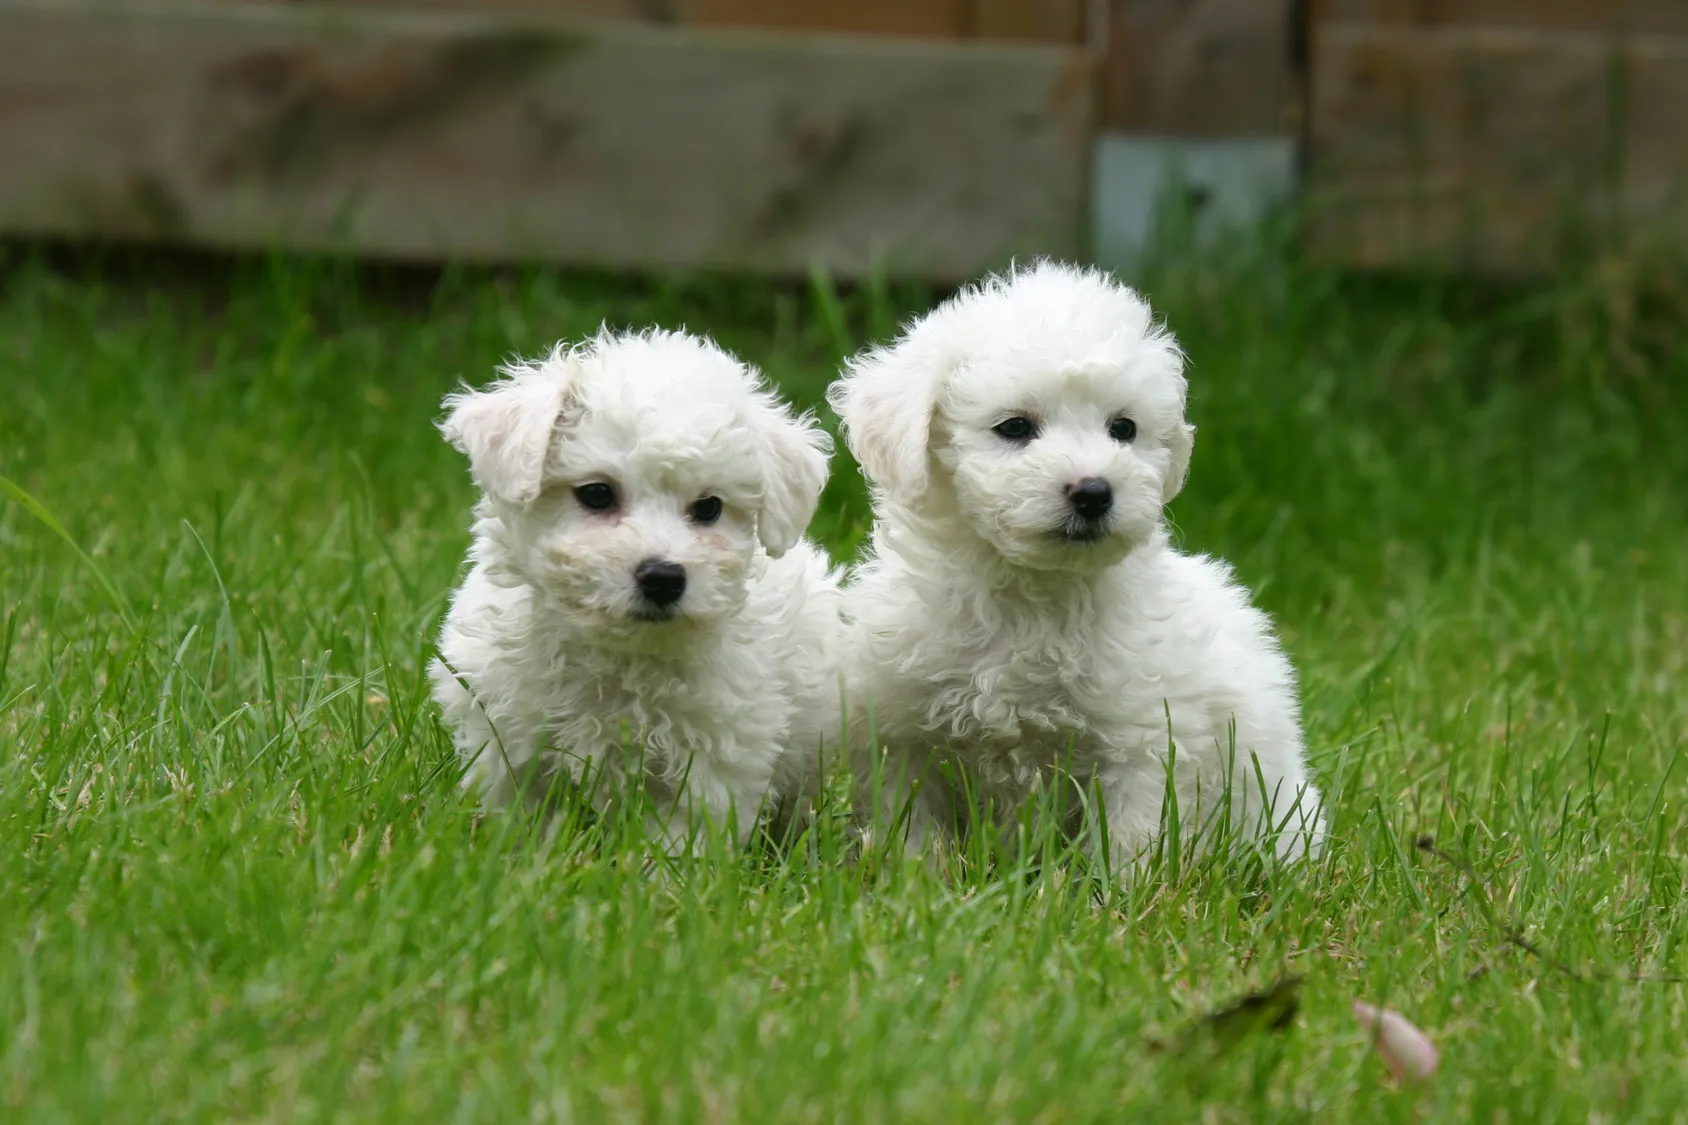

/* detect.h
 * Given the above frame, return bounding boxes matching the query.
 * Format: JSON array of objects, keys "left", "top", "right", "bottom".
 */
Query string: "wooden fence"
[
  {"left": 1, "top": 1, "right": 1682, "bottom": 276},
  {"left": 1308, "top": 1, "right": 1688, "bottom": 271}
]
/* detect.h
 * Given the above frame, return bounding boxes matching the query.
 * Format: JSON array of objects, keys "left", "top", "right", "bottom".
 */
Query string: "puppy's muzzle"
[
  {"left": 633, "top": 558, "right": 687, "bottom": 609},
  {"left": 1064, "top": 477, "right": 1113, "bottom": 521}
]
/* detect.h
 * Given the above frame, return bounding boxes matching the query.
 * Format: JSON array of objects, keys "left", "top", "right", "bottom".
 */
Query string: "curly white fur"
[
  {"left": 430, "top": 328, "right": 845, "bottom": 850},
  {"left": 830, "top": 261, "right": 1324, "bottom": 870}
]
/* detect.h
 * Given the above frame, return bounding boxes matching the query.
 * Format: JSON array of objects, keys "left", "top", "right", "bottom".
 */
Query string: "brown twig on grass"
[{"left": 1147, "top": 977, "right": 1302, "bottom": 1057}]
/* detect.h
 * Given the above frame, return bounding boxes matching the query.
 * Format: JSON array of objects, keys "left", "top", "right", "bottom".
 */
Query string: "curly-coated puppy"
[
  {"left": 430, "top": 328, "right": 843, "bottom": 850},
  {"left": 829, "top": 262, "right": 1323, "bottom": 870}
]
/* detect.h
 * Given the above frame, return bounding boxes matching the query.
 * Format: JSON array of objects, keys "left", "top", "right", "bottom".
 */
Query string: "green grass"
[{"left": 3, "top": 243, "right": 1687, "bottom": 1122}]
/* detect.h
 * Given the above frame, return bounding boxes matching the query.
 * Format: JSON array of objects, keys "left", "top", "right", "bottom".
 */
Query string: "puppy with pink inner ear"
[
  {"left": 829, "top": 261, "right": 1324, "bottom": 872},
  {"left": 430, "top": 328, "right": 845, "bottom": 850}
]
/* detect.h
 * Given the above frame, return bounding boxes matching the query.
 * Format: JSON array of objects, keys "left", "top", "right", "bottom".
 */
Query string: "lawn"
[{"left": 2, "top": 243, "right": 1686, "bottom": 1122}]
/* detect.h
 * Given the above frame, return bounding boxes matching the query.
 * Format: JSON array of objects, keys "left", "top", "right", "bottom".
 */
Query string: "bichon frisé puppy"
[
  {"left": 829, "top": 262, "right": 1324, "bottom": 870},
  {"left": 430, "top": 328, "right": 844, "bottom": 850}
]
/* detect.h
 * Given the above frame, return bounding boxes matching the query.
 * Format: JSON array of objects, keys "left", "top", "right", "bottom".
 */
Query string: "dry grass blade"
[{"left": 1415, "top": 836, "right": 1685, "bottom": 985}]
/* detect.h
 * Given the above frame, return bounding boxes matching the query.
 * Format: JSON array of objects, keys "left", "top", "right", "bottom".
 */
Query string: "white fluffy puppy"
[
  {"left": 430, "top": 328, "right": 843, "bottom": 849},
  {"left": 830, "top": 262, "right": 1323, "bottom": 869}
]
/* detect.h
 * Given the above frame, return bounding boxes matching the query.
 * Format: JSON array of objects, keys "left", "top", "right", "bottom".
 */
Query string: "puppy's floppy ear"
[
  {"left": 1161, "top": 421, "right": 1196, "bottom": 503},
  {"left": 1150, "top": 337, "right": 1195, "bottom": 505},
  {"left": 438, "top": 369, "right": 569, "bottom": 507},
  {"left": 827, "top": 336, "right": 942, "bottom": 504},
  {"left": 754, "top": 400, "right": 834, "bottom": 558}
]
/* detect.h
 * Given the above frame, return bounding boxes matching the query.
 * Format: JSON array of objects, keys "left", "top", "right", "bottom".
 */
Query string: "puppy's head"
[
  {"left": 441, "top": 328, "right": 831, "bottom": 633},
  {"left": 829, "top": 261, "right": 1193, "bottom": 573}
]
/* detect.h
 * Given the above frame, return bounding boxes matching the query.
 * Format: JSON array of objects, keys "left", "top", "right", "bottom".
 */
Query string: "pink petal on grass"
[{"left": 1352, "top": 1000, "right": 1439, "bottom": 1082}]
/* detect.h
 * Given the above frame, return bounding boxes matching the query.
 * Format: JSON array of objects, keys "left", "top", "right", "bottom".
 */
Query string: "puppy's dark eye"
[
  {"left": 1108, "top": 417, "right": 1138, "bottom": 443},
  {"left": 993, "top": 417, "right": 1038, "bottom": 442},
  {"left": 689, "top": 496, "right": 724, "bottom": 525},
  {"left": 574, "top": 483, "right": 616, "bottom": 511}
]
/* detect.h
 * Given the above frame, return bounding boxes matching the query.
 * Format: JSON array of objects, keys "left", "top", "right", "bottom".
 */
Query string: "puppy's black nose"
[
  {"left": 1065, "top": 477, "right": 1113, "bottom": 520},
  {"left": 634, "top": 559, "right": 687, "bottom": 606}
]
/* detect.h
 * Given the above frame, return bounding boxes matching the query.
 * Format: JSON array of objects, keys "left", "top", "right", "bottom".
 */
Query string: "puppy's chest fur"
[
  {"left": 534, "top": 626, "right": 792, "bottom": 779},
  {"left": 452, "top": 577, "right": 796, "bottom": 785},
  {"left": 875, "top": 590, "right": 1127, "bottom": 785}
]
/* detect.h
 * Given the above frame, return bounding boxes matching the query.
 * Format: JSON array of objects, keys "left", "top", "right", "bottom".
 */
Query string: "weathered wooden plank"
[
  {"left": 967, "top": 0, "right": 1086, "bottom": 43},
  {"left": 193, "top": 0, "right": 1069, "bottom": 40},
  {"left": 0, "top": 0, "right": 1092, "bottom": 279},
  {"left": 687, "top": 0, "right": 969, "bottom": 37},
  {"left": 196, "top": 0, "right": 652, "bottom": 15},
  {"left": 1098, "top": 0, "right": 1295, "bottom": 136},
  {"left": 1311, "top": 1, "right": 1688, "bottom": 36},
  {"left": 1307, "top": 24, "right": 1688, "bottom": 270}
]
